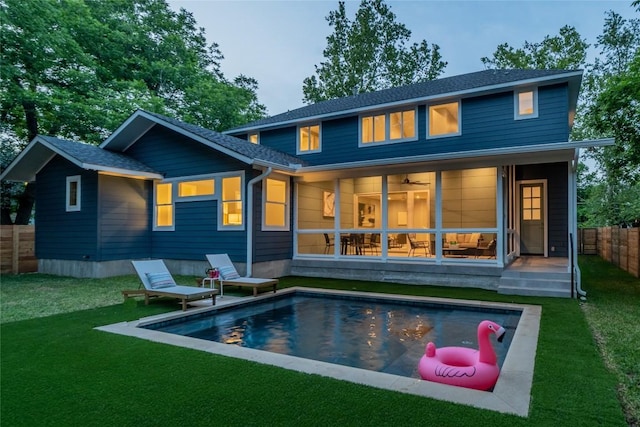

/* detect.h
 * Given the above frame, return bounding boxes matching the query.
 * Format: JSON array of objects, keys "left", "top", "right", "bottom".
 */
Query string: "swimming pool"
[
  {"left": 141, "top": 291, "right": 521, "bottom": 380},
  {"left": 98, "top": 287, "right": 541, "bottom": 416}
]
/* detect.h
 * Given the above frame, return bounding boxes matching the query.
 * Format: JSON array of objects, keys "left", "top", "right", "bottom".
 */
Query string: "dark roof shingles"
[
  {"left": 42, "top": 136, "right": 159, "bottom": 173},
  {"left": 144, "top": 111, "right": 306, "bottom": 168},
  {"left": 230, "top": 69, "right": 578, "bottom": 131}
]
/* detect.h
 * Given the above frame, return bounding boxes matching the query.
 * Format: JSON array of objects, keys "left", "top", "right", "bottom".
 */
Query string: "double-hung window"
[
  {"left": 222, "top": 176, "right": 243, "bottom": 226},
  {"left": 263, "top": 177, "right": 289, "bottom": 230},
  {"left": 360, "top": 109, "right": 416, "bottom": 145},
  {"left": 514, "top": 88, "right": 538, "bottom": 119},
  {"left": 428, "top": 101, "right": 460, "bottom": 138},
  {"left": 298, "top": 124, "right": 321, "bottom": 153},
  {"left": 154, "top": 182, "right": 174, "bottom": 230}
]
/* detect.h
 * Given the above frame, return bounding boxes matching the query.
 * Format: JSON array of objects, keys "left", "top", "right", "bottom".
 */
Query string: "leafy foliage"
[
  {"left": 0, "top": 0, "right": 266, "bottom": 224},
  {"left": 583, "top": 11, "right": 640, "bottom": 182},
  {"left": 481, "top": 25, "right": 589, "bottom": 70},
  {"left": 302, "top": 0, "right": 446, "bottom": 104}
]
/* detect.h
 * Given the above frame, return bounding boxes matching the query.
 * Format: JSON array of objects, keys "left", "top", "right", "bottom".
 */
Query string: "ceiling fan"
[{"left": 401, "top": 175, "right": 428, "bottom": 186}]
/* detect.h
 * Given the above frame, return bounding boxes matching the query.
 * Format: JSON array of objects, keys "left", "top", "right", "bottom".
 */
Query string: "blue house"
[{"left": 0, "top": 69, "right": 612, "bottom": 297}]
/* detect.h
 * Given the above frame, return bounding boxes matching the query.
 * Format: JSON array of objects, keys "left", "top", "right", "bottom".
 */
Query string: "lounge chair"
[
  {"left": 205, "top": 254, "right": 278, "bottom": 297},
  {"left": 131, "top": 259, "right": 218, "bottom": 310}
]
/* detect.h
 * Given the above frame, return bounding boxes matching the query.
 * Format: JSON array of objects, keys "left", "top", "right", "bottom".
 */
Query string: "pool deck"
[{"left": 96, "top": 287, "right": 541, "bottom": 417}]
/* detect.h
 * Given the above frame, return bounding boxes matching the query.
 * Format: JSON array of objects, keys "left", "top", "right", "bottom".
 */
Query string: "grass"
[{"left": 0, "top": 255, "right": 637, "bottom": 426}]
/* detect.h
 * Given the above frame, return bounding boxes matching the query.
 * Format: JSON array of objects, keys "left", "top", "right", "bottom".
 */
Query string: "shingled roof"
[
  {"left": 141, "top": 111, "right": 306, "bottom": 169},
  {"left": 228, "top": 69, "right": 582, "bottom": 133},
  {"left": 41, "top": 136, "right": 160, "bottom": 174},
  {"left": 0, "top": 135, "right": 163, "bottom": 182}
]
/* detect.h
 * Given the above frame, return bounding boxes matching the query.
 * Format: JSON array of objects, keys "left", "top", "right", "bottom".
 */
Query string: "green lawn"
[{"left": 1, "top": 255, "right": 637, "bottom": 426}]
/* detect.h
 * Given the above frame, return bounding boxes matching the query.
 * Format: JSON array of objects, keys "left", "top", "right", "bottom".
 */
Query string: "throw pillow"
[
  {"left": 218, "top": 265, "right": 240, "bottom": 280},
  {"left": 146, "top": 272, "right": 176, "bottom": 289}
]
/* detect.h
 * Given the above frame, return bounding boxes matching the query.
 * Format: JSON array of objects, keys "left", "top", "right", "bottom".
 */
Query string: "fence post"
[{"left": 12, "top": 225, "right": 19, "bottom": 273}]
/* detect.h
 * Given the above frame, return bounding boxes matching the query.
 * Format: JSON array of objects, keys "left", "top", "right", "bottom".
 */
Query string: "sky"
[{"left": 166, "top": 0, "right": 638, "bottom": 116}]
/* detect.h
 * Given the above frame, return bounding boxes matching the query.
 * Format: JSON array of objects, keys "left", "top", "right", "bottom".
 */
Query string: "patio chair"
[
  {"left": 206, "top": 254, "right": 278, "bottom": 297},
  {"left": 408, "top": 233, "right": 430, "bottom": 257},
  {"left": 131, "top": 259, "right": 218, "bottom": 310},
  {"left": 476, "top": 239, "right": 497, "bottom": 259},
  {"left": 323, "top": 233, "right": 335, "bottom": 254}
]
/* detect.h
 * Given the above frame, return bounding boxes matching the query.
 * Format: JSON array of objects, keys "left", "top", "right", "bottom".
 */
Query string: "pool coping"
[{"left": 96, "top": 287, "right": 541, "bottom": 417}]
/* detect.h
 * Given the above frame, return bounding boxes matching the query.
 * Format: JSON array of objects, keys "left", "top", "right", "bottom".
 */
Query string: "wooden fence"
[
  {"left": 0, "top": 225, "right": 37, "bottom": 275},
  {"left": 579, "top": 227, "right": 640, "bottom": 278}
]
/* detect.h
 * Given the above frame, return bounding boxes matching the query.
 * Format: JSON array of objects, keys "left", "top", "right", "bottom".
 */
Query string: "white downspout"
[
  {"left": 571, "top": 150, "right": 587, "bottom": 298},
  {"left": 246, "top": 167, "right": 273, "bottom": 277}
]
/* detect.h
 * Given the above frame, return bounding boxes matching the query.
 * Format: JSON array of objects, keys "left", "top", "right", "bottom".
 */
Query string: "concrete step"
[
  {"left": 498, "top": 285, "right": 572, "bottom": 298},
  {"left": 498, "top": 276, "right": 572, "bottom": 298},
  {"left": 501, "top": 269, "right": 571, "bottom": 281}
]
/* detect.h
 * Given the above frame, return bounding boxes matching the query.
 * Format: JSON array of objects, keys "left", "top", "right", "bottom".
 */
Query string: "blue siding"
[
  {"left": 126, "top": 125, "right": 248, "bottom": 176},
  {"left": 251, "top": 178, "right": 293, "bottom": 262},
  {"left": 517, "top": 162, "right": 568, "bottom": 257},
  {"left": 150, "top": 200, "right": 248, "bottom": 262},
  {"left": 98, "top": 175, "right": 151, "bottom": 260},
  {"left": 249, "top": 85, "right": 570, "bottom": 165},
  {"left": 36, "top": 157, "right": 99, "bottom": 260}
]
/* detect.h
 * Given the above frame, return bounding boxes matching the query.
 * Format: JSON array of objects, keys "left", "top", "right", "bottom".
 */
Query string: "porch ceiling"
[{"left": 295, "top": 146, "right": 573, "bottom": 182}]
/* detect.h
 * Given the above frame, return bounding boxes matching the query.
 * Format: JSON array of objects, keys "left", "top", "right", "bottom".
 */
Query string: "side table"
[{"left": 201, "top": 277, "right": 223, "bottom": 297}]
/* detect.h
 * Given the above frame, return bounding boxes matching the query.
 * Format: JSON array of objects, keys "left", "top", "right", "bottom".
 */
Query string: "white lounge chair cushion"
[
  {"left": 146, "top": 272, "right": 176, "bottom": 289},
  {"left": 218, "top": 265, "right": 240, "bottom": 280}
]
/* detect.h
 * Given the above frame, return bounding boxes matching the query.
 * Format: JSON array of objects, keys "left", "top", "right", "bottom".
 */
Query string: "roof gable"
[
  {"left": 227, "top": 69, "right": 582, "bottom": 133},
  {"left": 101, "top": 110, "right": 306, "bottom": 171}
]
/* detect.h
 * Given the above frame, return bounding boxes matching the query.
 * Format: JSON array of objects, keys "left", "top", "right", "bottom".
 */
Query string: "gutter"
[{"left": 246, "top": 167, "right": 273, "bottom": 276}]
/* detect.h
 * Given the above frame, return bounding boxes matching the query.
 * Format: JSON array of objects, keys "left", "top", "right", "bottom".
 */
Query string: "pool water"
[{"left": 142, "top": 292, "right": 521, "bottom": 379}]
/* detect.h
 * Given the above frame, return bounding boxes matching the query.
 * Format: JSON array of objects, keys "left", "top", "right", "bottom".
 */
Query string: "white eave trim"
[
  {"left": 294, "top": 138, "right": 614, "bottom": 175},
  {"left": 227, "top": 71, "right": 584, "bottom": 134}
]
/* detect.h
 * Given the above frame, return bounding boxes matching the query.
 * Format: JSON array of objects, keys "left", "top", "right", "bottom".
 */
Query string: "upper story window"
[
  {"left": 360, "top": 109, "right": 416, "bottom": 145},
  {"left": 248, "top": 133, "right": 259, "bottom": 144},
  {"left": 65, "top": 175, "right": 81, "bottom": 212},
  {"left": 154, "top": 182, "right": 174, "bottom": 230},
  {"left": 222, "top": 176, "right": 243, "bottom": 226},
  {"left": 428, "top": 101, "right": 460, "bottom": 138},
  {"left": 514, "top": 88, "right": 538, "bottom": 119},
  {"left": 298, "top": 124, "right": 321, "bottom": 154},
  {"left": 263, "top": 176, "right": 290, "bottom": 230},
  {"left": 178, "top": 179, "right": 214, "bottom": 198}
]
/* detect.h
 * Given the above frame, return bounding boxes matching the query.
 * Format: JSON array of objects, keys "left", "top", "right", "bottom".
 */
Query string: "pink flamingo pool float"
[{"left": 418, "top": 320, "right": 506, "bottom": 391}]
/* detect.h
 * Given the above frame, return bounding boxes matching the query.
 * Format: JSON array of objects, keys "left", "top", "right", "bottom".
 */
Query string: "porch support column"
[
  {"left": 435, "top": 170, "right": 442, "bottom": 265},
  {"left": 496, "top": 166, "right": 504, "bottom": 268}
]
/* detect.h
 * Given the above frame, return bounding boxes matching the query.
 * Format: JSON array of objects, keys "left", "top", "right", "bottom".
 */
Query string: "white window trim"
[
  {"left": 426, "top": 100, "right": 462, "bottom": 140},
  {"left": 358, "top": 107, "right": 418, "bottom": 147},
  {"left": 218, "top": 172, "right": 246, "bottom": 231},
  {"left": 296, "top": 123, "right": 322, "bottom": 154},
  {"left": 153, "top": 181, "right": 175, "bottom": 231},
  {"left": 514, "top": 87, "right": 539, "bottom": 120},
  {"left": 65, "top": 175, "right": 81, "bottom": 212},
  {"left": 248, "top": 132, "right": 260, "bottom": 144},
  {"left": 262, "top": 174, "right": 290, "bottom": 231},
  {"left": 175, "top": 173, "right": 216, "bottom": 202},
  {"left": 152, "top": 171, "right": 246, "bottom": 232}
]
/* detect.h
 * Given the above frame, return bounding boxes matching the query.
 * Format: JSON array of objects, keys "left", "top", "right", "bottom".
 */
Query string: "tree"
[
  {"left": 481, "top": 25, "right": 589, "bottom": 70},
  {"left": 582, "top": 11, "right": 640, "bottom": 187},
  {"left": 302, "top": 0, "right": 446, "bottom": 104},
  {"left": 0, "top": 0, "right": 266, "bottom": 224}
]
